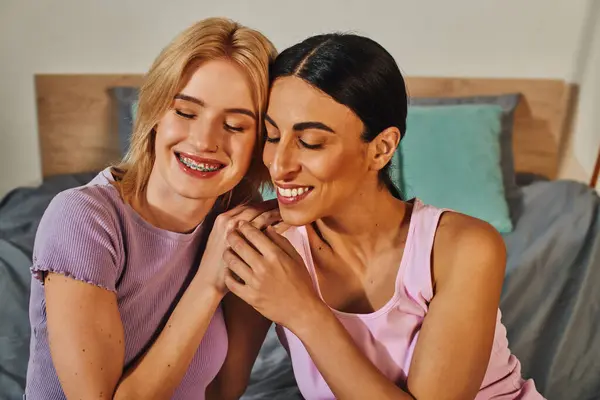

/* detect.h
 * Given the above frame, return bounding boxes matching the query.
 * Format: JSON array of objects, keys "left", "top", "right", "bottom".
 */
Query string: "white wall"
[
  {"left": 569, "top": 2, "right": 600, "bottom": 190},
  {"left": 0, "top": 0, "right": 593, "bottom": 197}
]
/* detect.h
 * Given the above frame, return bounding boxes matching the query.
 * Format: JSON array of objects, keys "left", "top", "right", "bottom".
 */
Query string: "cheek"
[
  {"left": 305, "top": 147, "right": 363, "bottom": 182},
  {"left": 228, "top": 132, "right": 257, "bottom": 169},
  {"left": 155, "top": 113, "right": 187, "bottom": 148},
  {"left": 263, "top": 142, "right": 275, "bottom": 167}
]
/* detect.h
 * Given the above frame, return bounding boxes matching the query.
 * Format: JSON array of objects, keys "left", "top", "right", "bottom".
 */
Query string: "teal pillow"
[
  {"left": 396, "top": 104, "right": 513, "bottom": 233},
  {"left": 260, "top": 185, "right": 277, "bottom": 201}
]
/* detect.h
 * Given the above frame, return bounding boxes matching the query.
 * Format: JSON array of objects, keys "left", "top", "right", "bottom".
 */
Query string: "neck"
[
  {"left": 139, "top": 168, "right": 216, "bottom": 233},
  {"left": 313, "top": 183, "right": 407, "bottom": 258}
]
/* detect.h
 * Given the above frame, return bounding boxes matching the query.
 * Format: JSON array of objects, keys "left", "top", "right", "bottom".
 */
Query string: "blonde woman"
[{"left": 25, "top": 18, "right": 277, "bottom": 400}]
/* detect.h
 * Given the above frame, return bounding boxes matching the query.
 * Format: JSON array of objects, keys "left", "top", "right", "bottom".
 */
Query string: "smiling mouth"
[
  {"left": 175, "top": 152, "right": 225, "bottom": 178},
  {"left": 276, "top": 185, "right": 314, "bottom": 205}
]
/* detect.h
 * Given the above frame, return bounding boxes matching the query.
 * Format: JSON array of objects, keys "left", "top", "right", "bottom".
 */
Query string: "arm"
[
  {"left": 223, "top": 218, "right": 505, "bottom": 400},
  {"left": 288, "top": 302, "right": 415, "bottom": 399},
  {"left": 223, "top": 223, "right": 414, "bottom": 400},
  {"left": 206, "top": 294, "right": 272, "bottom": 400},
  {"left": 207, "top": 198, "right": 286, "bottom": 400},
  {"left": 46, "top": 273, "right": 222, "bottom": 400},
  {"left": 42, "top": 193, "right": 283, "bottom": 399},
  {"left": 286, "top": 215, "right": 505, "bottom": 400},
  {"left": 406, "top": 214, "right": 506, "bottom": 399}
]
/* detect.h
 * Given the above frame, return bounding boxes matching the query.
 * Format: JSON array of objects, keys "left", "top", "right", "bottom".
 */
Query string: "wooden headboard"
[
  {"left": 36, "top": 74, "right": 144, "bottom": 177},
  {"left": 35, "top": 74, "right": 576, "bottom": 179}
]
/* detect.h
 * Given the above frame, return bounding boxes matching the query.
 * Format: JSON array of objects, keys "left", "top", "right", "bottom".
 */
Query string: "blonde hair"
[{"left": 113, "top": 17, "right": 276, "bottom": 208}]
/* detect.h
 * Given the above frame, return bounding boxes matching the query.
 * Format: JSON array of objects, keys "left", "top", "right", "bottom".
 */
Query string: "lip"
[
  {"left": 177, "top": 151, "right": 225, "bottom": 167},
  {"left": 175, "top": 151, "right": 225, "bottom": 179},
  {"left": 275, "top": 182, "right": 312, "bottom": 189},
  {"left": 275, "top": 184, "right": 314, "bottom": 205}
]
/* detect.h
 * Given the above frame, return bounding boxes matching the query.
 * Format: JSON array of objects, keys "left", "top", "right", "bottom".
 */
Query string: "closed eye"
[
  {"left": 225, "top": 123, "right": 245, "bottom": 133},
  {"left": 264, "top": 135, "right": 321, "bottom": 149},
  {"left": 299, "top": 139, "right": 322, "bottom": 150},
  {"left": 175, "top": 109, "right": 195, "bottom": 119}
]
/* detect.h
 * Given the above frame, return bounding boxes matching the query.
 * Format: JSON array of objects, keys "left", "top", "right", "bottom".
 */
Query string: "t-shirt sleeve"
[{"left": 31, "top": 188, "right": 122, "bottom": 292}]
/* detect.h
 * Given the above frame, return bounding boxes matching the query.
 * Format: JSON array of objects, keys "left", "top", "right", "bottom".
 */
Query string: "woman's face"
[
  {"left": 152, "top": 59, "right": 257, "bottom": 201},
  {"left": 263, "top": 76, "right": 372, "bottom": 226}
]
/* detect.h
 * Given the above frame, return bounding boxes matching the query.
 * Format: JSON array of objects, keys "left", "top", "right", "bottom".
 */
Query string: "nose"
[
  {"left": 188, "top": 117, "right": 221, "bottom": 152},
  {"left": 270, "top": 135, "right": 301, "bottom": 181}
]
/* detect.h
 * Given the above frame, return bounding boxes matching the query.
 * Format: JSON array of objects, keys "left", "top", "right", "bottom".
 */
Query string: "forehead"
[
  {"left": 180, "top": 59, "right": 255, "bottom": 110},
  {"left": 267, "top": 76, "right": 359, "bottom": 127}
]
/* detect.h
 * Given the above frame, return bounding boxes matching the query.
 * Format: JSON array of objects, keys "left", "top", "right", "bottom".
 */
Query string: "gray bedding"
[
  {"left": 1, "top": 175, "right": 599, "bottom": 400},
  {"left": 500, "top": 180, "right": 600, "bottom": 400}
]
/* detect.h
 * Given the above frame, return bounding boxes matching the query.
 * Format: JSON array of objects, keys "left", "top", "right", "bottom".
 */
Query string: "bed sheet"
[{"left": 500, "top": 180, "right": 600, "bottom": 400}]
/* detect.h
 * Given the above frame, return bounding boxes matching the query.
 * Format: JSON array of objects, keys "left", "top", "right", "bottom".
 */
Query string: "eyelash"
[
  {"left": 265, "top": 136, "right": 322, "bottom": 150},
  {"left": 225, "top": 124, "right": 244, "bottom": 133},
  {"left": 175, "top": 109, "right": 244, "bottom": 132},
  {"left": 300, "top": 140, "right": 322, "bottom": 150},
  {"left": 175, "top": 109, "right": 195, "bottom": 119}
]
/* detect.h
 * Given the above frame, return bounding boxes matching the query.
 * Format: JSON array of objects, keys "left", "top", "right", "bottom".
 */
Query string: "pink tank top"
[{"left": 277, "top": 199, "right": 543, "bottom": 400}]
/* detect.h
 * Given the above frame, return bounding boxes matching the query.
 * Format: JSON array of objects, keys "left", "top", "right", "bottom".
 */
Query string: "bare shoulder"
[
  {"left": 436, "top": 212, "right": 506, "bottom": 256},
  {"left": 432, "top": 211, "right": 506, "bottom": 290}
]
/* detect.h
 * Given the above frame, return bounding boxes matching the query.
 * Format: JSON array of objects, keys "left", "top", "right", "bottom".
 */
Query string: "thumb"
[
  {"left": 272, "top": 221, "right": 291, "bottom": 235},
  {"left": 264, "top": 226, "right": 304, "bottom": 265}
]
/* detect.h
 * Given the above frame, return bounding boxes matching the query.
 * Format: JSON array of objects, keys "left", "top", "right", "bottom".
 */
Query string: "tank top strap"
[
  {"left": 401, "top": 199, "right": 450, "bottom": 309},
  {"left": 283, "top": 226, "right": 321, "bottom": 292}
]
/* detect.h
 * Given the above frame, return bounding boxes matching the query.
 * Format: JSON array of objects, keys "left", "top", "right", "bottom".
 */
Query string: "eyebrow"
[
  {"left": 264, "top": 115, "right": 335, "bottom": 134},
  {"left": 175, "top": 93, "right": 204, "bottom": 106},
  {"left": 293, "top": 121, "right": 335, "bottom": 133},
  {"left": 174, "top": 93, "right": 256, "bottom": 119},
  {"left": 264, "top": 114, "right": 279, "bottom": 129}
]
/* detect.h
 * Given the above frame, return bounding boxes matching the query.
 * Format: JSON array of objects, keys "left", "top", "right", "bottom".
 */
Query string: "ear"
[{"left": 368, "top": 127, "right": 401, "bottom": 171}]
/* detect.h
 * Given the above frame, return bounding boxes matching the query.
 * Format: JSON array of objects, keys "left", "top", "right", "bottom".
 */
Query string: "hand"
[
  {"left": 223, "top": 221, "right": 323, "bottom": 330},
  {"left": 195, "top": 200, "right": 289, "bottom": 296}
]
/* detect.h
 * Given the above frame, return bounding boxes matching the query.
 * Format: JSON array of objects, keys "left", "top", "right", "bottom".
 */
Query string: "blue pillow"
[
  {"left": 109, "top": 87, "right": 139, "bottom": 157},
  {"left": 396, "top": 104, "right": 512, "bottom": 233}
]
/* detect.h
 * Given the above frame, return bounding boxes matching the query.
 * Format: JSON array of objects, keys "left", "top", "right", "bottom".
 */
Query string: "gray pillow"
[
  {"left": 109, "top": 87, "right": 139, "bottom": 157},
  {"left": 409, "top": 94, "right": 522, "bottom": 222}
]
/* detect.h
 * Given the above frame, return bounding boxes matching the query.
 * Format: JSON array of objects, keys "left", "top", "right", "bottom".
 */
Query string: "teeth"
[
  {"left": 277, "top": 186, "right": 311, "bottom": 199},
  {"left": 179, "top": 155, "right": 221, "bottom": 172}
]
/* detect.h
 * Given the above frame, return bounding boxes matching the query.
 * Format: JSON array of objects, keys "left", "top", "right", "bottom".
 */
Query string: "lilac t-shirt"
[{"left": 26, "top": 168, "right": 227, "bottom": 399}]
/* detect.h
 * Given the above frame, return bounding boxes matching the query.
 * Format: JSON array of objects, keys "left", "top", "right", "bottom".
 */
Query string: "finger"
[
  {"left": 232, "top": 199, "right": 279, "bottom": 225},
  {"left": 226, "top": 229, "right": 266, "bottom": 272},
  {"left": 264, "top": 226, "right": 303, "bottom": 263},
  {"left": 272, "top": 221, "right": 291, "bottom": 235},
  {"left": 249, "top": 208, "right": 283, "bottom": 231},
  {"left": 224, "top": 271, "right": 252, "bottom": 301},
  {"left": 236, "top": 221, "right": 286, "bottom": 259},
  {"left": 221, "top": 204, "right": 248, "bottom": 218},
  {"left": 258, "top": 198, "right": 279, "bottom": 210},
  {"left": 223, "top": 249, "right": 254, "bottom": 286}
]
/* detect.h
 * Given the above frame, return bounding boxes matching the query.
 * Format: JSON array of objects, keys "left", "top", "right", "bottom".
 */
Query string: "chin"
[
  {"left": 174, "top": 184, "right": 215, "bottom": 200},
  {"left": 170, "top": 164, "right": 240, "bottom": 201},
  {"left": 279, "top": 206, "right": 320, "bottom": 227},
  {"left": 168, "top": 174, "right": 217, "bottom": 200}
]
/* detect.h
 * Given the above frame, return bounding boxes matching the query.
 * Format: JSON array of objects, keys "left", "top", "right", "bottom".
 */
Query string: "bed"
[{"left": 1, "top": 74, "right": 599, "bottom": 400}]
